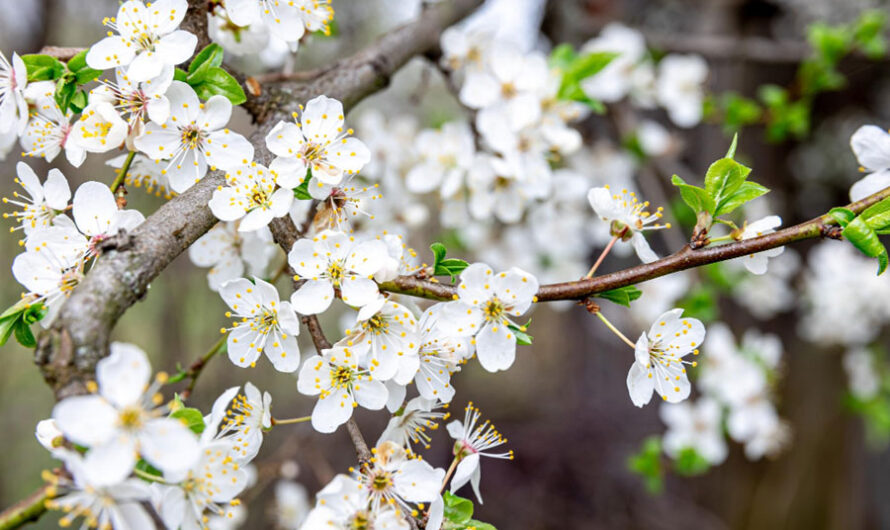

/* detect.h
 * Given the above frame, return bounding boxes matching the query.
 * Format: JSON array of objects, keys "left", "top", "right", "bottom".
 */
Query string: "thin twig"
[
  {"left": 176, "top": 334, "right": 227, "bottom": 400},
  {"left": 0, "top": 484, "right": 55, "bottom": 530},
  {"left": 379, "top": 185, "right": 890, "bottom": 302},
  {"left": 110, "top": 150, "right": 136, "bottom": 194}
]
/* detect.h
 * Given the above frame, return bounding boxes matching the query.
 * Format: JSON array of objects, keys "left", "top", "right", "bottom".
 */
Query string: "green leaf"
[
  {"left": 174, "top": 68, "right": 189, "bottom": 83},
  {"left": 74, "top": 67, "right": 102, "bottom": 86},
  {"left": 704, "top": 158, "right": 750, "bottom": 206},
  {"left": 842, "top": 215, "right": 889, "bottom": 274},
  {"left": 671, "top": 174, "right": 715, "bottom": 215},
  {"left": 67, "top": 50, "right": 89, "bottom": 72},
  {"left": 443, "top": 492, "right": 473, "bottom": 525},
  {"left": 293, "top": 175, "right": 312, "bottom": 200},
  {"left": 54, "top": 78, "right": 76, "bottom": 113},
  {"left": 170, "top": 407, "right": 206, "bottom": 434},
  {"left": 188, "top": 44, "right": 225, "bottom": 84},
  {"left": 828, "top": 207, "right": 856, "bottom": 227},
  {"left": 854, "top": 10, "right": 887, "bottom": 59},
  {"left": 508, "top": 319, "right": 533, "bottom": 346},
  {"left": 135, "top": 459, "right": 163, "bottom": 480},
  {"left": 807, "top": 23, "right": 853, "bottom": 65},
  {"left": 672, "top": 447, "right": 711, "bottom": 476},
  {"left": 190, "top": 67, "right": 246, "bottom": 105},
  {"left": 69, "top": 90, "right": 89, "bottom": 114},
  {"left": 430, "top": 242, "right": 447, "bottom": 266},
  {"left": 677, "top": 285, "right": 720, "bottom": 323},
  {"left": 0, "top": 318, "right": 16, "bottom": 347},
  {"left": 861, "top": 197, "right": 890, "bottom": 231},
  {"left": 724, "top": 133, "right": 739, "bottom": 159},
  {"left": 714, "top": 180, "right": 769, "bottom": 217},
  {"left": 22, "top": 54, "right": 65, "bottom": 82},
  {"left": 595, "top": 285, "right": 642, "bottom": 307},
  {"left": 548, "top": 43, "right": 576, "bottom": 70},
  {"left": 13, "top": 322, "right": 36, "bottom": 348},
  {"left": 562, "top": 51, "right": 617, "bottom": 86},
  {"left": 627, "top": 436, "right": 664, "bottom": 495}
]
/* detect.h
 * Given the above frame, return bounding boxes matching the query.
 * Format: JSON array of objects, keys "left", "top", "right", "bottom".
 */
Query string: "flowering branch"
[
  {"left": 380, "top": 185, "right": 890, "bottom": 302},
  {"left": 32, "top": 0, "right": 484, "bottom": 400}
]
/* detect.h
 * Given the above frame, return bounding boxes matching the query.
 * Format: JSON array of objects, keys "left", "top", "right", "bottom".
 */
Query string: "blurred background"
[{"left": 2, "top": 0, "right": 890, "bottom": 528}]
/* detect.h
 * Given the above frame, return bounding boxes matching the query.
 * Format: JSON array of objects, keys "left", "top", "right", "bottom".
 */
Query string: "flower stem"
[
  {"left": 110, "top": 150, "right": 136, "bottom": 194},
  {"left": 133, "top": 468, "right": 168, "bottom": 484},
  {"left": 595, "top": 311, "right": 637, "bottom": 349},
  {"left": 586, "top": 235, "right": 620, "bottom": 278},
  {"left": 271, "top": 415, "right": 312, "bottom": 426},
  {"left": 439, "top": 457, "right": 459, "bottom": 495},
  {"left": 173, "top": 334, "right": 227, "bottom": 399}
]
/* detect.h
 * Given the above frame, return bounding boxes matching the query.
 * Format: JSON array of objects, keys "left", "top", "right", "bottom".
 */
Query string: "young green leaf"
[
  {"left": 170, "top": 407, "right": 206, "bottom": 434},
  {"left": 21, "top": 54, "right": 65, "bottom": 82},
  {"left": 190, "top": 68, "right": 247, "bottom": 105},
  {"left": 187, "top": 43, "right": 225, "bottom": 84},
  {"left": 595, "top": 285, "right": 642, "bottom": 307},
  {"left": 627, "top": 436, "right": 664, "bottom": 495},
  {"left": 671, "top": 175, "right": 715, "bottom": 215},
  {"left": 507, "top": 320, "right": 533, "bottom": 345},
  {"left": 841, "top": 215, "right": 888, "bottom": 274},
  {"left": 443, "top": 492, "right": 474, "bottom": 525},
  {"left": 673, "top": 447, "right": 711, "bottom": 476},
  {"left": 13, "top": 322, "right": 37, "bottom": 348},
  {"left": 704, "top": 158, "right": 750, "bottom": 206},
  {"left": 713, "top": 180, "right": 769, "bottom": 217},
  {"left": 724, "top": 132, "right": 739, "bottom": 159},
  {"left": 430, "top": 242, "right": 447, "bottom": 266},
  {"left": 861, "top": 196, "right": 890, "bottom": 231}
]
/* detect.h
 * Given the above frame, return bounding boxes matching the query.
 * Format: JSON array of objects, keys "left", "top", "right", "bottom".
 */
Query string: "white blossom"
[
  {"left": 135, "top": 81, "right": 254, "bottom": 193},
  {"left": 405, "top": 121, "right": 475, "bottom": 196},
  {"left": 849, "top": 124, "right": 890, "bottom": 201},
  {"left": 2, "top": 162, "right": 71, "bottom": 236},
  {"left": 209, "top": 162, "right": 295, "bottom": 231},
  {"left": 220, "top": 277, "right": 302, "bottom": 372},
  {"left": 302, "top": 474, "right": 409, "bottom": 529},
  {"left": 626, "top": 309, "right": 705, "bottom": 407},
  {"left": 275, "top": 480, "right": 310, "bottom": 529},
  {"left": 0, "top": 51, "right": 29, "bottom": 134},
  {"left": 377, "top": 396, "right": 451, "bottom": 450},
  {"left": 659, "top": 397, "right": 727, "bottom": 465},
  {"left": 656, "top": 54, "right": 708, "bottom": 128},
  {"left": 189, "top": 222, "right": 277, "bottom": 291},
  {"left": 588, "top": 185, "right": 669, "bottom": 263},
  {"left": 446, "top": 402, "right": 512, "bottom": 504},
  {"left": 20, "top": 97, "right": 85, "bottom": 167},
  {"left": 51, "top": 342, "right": 201, "bottom": 485},
  {"left": 731, "top": 215, "right": 784, "bottom": 275},
  {"left": 87, "top": 0, "right": 197, "bottom": 81},
  {"left": 441, "top": 263, "right": 538, "bottom": 373}
]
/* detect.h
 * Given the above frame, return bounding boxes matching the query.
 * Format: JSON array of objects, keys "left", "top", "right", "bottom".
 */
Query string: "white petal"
[
  {"left": 290, "top": 280, "right": 335, "bottom": 315},
  {"left": 73, "top": 181, "right": 118, "bottom": 237},
  {"left": 86, "top": 36, "right": 136, "bottom": 70},
  {"left": 626, "top": 362, "right": 655, "bottom": 407},
  {"left": 139, "top": 417, "right": 200, "bottom": 474},
  {"left": 52, "top": 395, "right": 118, "bottom": 446},
  {"left": 97, "top": 342, "right": 151, "bottom": 408},
  {"left": 475, "top": 322, "right": 516, "bottom": 372}
]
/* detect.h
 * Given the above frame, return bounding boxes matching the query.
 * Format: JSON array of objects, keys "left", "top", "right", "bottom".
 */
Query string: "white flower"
[
  {"left": 155, "top": 438, "right": 250, "bottom": 530},
  {"left": 731, "top": 215, "right": 784, "bottom": 274},
  {"left": 459, "top": 47, "right": 545, "bottom": 122},
  {"left": 209, "top": 162, "right": 295, "bottom": 231},
  {"left": 46, "top": 451, "right": 155, "bottom": 529},
  {"left": 405, "top": 121, "right": 475, "bottom": 196},
  {"left": 439, "top": 25, "right": 494, "bottom": 72},
  {"left": 339, "top": 297, "right": 420, "bottom": 384},
  {"left": 626, "top": 309, "right": 705, "bottom": 407},
  {"left": 467, "top": 153, "right": 532, "bottom": 224},
  {"left": 90, "top": 66, "right": 174, "bottom": 140},
  {"left": 189, "top": 222, "right": 277, "bottom": 291},
  {"left": 87, "top": 0, "right": 197, "bottom": 81},
  {"left": 3, "top": 162, "right": 71, "bottom": 236},
  {"left": 587, "top": 185, "right": 670, "bottom": 263},
  {"left": 0, "top": 51, "right": 29, "bottom": 134},
  {"left": 35, "top": 419, "right": 65, "bottom": 456},
  {"left": 72, "top": 181, "right": 146, "bottom": 253},
  {"left": 207, "top": 504, "right": 248, "bottom": 530},
  {"left": 844, "top": 348, "right": 880, "bottom": 400},
  {"left": 51, "top": 342, "right": 201, "bottom": 485},
  {"left": 377, "top": 396, "right": 451, "bottom": 450},
  {"left": 275, "top": 480, "right": 310, "bottom": 529},
  {"left": 296, "top": 344, "right": 388, "bottom": 433},
  {"left": 205, "top": 383, "right": 271, "bottom": 461},
  {"left": 266, "top": 95, "right": 370, "bottom": 187},
  {"left": 849, "top": 124, "right": 890, "bottom": 201},
  {"left": 220, "top": 277, "right": 302, "bottom": 372},
  {"left": 659, "top": 398, "right": 727, "bottom": 465},
  {"left": 208, "top": 6, "right": 270, "bottom": 56},
  {"left": 656, "top": 54, "right": 708, "bottom": 128},
  {"left": 135, "top": 81, "right": 254, "bottom": 193},
  {"left": 636, "top": 119, "right": 673, "bottom": 157},
  {"left": 287, "top": 230, "right": 386, "bottom": 314},
  {"left": 415, "top": 304, "right": 472, "bottom": 403},
  {"left": 580, "top": 23, "right": 649, "bottom": 104},
  {"left": 20, "top": 97, "right": 85, "bottom": 167},
  {"left": 107, "top": 151, "right": 174, "bottom": 198},
  {"left": 357, "top": 441, "right": 444, "bottom": 512},
  {"left": 12, "top": 227, "right": 88, "bottom": 326},
  {"left": 302, "top": 474, "right": 409, "bottom": 529},
  {"left": 67, "top": 102, "right": 129, "bottom": 154},
  {"left": 446, "top": 402, "right": 513, "bottom": 504},
  {"left": 441, "top": 263, "right": 538, "bottom": 373},
  {"left": 224, "top": 0, "right": 333, "bottom": 51},
  {"left": 0, "top": 125, "right": 16, "bottom": 160},
  {"left": 306, "top": 174, "right": 383, "bottom": 233}
]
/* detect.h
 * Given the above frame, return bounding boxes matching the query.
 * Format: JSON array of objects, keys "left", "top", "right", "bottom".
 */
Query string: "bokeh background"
[{"left": 2, "top": 0, "right": 890, "bottom": 528}]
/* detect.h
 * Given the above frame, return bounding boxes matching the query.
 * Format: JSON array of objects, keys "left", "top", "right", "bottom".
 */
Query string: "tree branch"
[
  {"left": 0, "top": 484, "right": 54, "bottom": 530},
  {"left": 34, "top": 0, "right": 483, "bottom": 400},
  {"left": 379, "top": 186, "right": 890, "bottom": 302}
]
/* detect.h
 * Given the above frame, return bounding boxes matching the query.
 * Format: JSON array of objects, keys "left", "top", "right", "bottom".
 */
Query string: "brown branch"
[
  {"left": 34, "top": 0, "right": 484, "bottom": 400},
  {"left": 379, "top": 186, "right": 890, "bottom": 302}
]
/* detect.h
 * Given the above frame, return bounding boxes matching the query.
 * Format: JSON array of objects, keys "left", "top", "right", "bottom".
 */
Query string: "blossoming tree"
[{"left": 1, "top": 0, "right": 890, "bottom": 528}]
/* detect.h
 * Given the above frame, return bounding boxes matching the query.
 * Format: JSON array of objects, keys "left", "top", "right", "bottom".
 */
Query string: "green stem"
[
  {"left": 271, "top": 415, "right": 312, "bottom": 426},
  {"left": 133, "top": 468, "right": 169, "bottom": 484},
  {"left": 439, "top": 457, "right": 459, "bottom": 495},
  {"left": 595, "top": 311, "right": 637, "bottom": 349},
  {"left": 0, "top": 485, "right": 53, "bottom": 530},
  {"left": 110, "top": 150, "right": 137, "bottom": 194},
  {"left": 176, "top": 334, "right": 227, "bottom": 399}
]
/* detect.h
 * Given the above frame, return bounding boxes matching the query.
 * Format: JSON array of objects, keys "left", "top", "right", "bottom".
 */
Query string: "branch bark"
[
  {"left": 379, "top": 186, "right": 890, "bottom": 302},
  {"left": 33, "top": 0, "right": 483, "bottom": 400}
]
